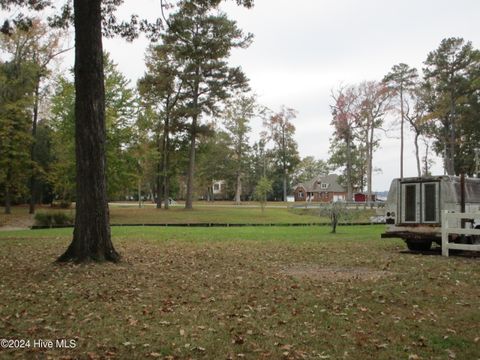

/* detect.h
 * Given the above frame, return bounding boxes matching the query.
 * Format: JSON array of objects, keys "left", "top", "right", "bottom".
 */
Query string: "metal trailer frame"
[{"left": 381, "top": 175, "right": 480, "bottom": 250}]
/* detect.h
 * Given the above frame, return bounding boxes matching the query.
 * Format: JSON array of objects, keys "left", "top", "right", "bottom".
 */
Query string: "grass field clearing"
[
  {"left": 0, "top": 225, "right": 479, "bottom": 359},
  {"left": 1, "top": 204, "right": 378, "bottom": 228}
]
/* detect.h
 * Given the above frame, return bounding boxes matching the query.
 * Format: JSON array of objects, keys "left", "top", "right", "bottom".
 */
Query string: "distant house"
[
  {"left": 293, "top": 174, "right": 347, "bottom": 202},
  {"left": 212, "top": 180, "right": 227, "bottom": 200}
]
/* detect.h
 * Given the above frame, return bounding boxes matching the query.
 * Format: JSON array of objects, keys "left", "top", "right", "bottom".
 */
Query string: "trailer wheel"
[
  {"left": 471, "top": 227, "right": 480, "bottom": 244},
  {"left": 406, "top": 240, "right": 432, "bottom": 251}
]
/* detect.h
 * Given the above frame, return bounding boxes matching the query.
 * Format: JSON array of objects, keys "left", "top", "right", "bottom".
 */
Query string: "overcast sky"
[{"left": 79, "top": 1, "right": 480, "bottom": 190}]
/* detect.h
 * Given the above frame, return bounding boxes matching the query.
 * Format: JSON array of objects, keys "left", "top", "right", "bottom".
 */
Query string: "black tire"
[{"left": 406, "top": 240, "right": 432, "bottom": 251}]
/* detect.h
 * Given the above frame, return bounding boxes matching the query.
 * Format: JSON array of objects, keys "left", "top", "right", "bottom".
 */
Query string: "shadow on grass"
[{"left": 399, "top": 247, "right": 480, "bottom": 258}]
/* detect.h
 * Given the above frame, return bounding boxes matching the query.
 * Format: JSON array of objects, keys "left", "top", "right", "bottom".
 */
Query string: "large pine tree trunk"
[
  {"left": 29, "top": 77, "right": 40, "bottom": 214},
  {"left": 234, "top": 172, "right": 242, "bottom": 204},
  {"left": 185, "top": 114, "right": 197, "bottom": 210},
  {"left": 156, "top": 132, "right": 162, "bottom": 209},
  {"left": 163, "top": 175, "right": 170, "bottom": 210},
  {"left": 58, "top": 0, "right": 119, "bottom": 263},
  {"left": 399, "top": 87, "right": 404, "bottom": 179},
  {"left": 163, "top": 116, "right": 170, "bottom": 210},
  {"left": 447, "top": 86, "right": 456, "bottom": 176},
  {"left": 185, "top": 84, "right": 199, "bottom": 210}
]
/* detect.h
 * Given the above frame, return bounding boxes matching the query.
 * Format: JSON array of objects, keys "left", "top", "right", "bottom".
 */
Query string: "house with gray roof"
[{"left": 293, "top": 174, "right": 347, "bottom": 202}]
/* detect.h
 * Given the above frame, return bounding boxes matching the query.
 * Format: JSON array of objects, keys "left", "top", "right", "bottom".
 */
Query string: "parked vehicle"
[{"left": 381, "top": 175, "right": 480, "bottom": 251}]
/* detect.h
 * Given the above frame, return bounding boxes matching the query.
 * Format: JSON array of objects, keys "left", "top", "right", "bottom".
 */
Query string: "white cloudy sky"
[{"left": 45, "top": 0, "right": 480, "bottom": 190}]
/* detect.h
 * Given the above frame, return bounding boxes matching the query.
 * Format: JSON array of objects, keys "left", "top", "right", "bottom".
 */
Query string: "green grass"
[
  {"left": 109, "top": 206, "right": 326, "bottom": 225},
  {"left": 1, "top": 204, "right": 378, "bottom": 228},
  {"left": 0, "top": 225, "right": 479, "bottom": 359}
]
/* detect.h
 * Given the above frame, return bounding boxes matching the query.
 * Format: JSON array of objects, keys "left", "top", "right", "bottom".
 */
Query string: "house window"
[
  {"left": 321, "top": 183, "right": 328, "bottom": 189},
  {"left": 213, "top": 184, "right": 220, "bottom": 191},
  {"left": 298, "top": 191, "right": 304, "bottom": 199}
]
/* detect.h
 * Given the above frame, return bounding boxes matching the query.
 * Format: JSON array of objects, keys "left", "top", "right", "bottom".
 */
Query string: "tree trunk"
[
  {"left": 330, "top": 209, "right": 338, "bottom": 234},
  {"left": 414, "top": 132, "right": 421, "bottom": 177},
  {"left": 448, "top": 91, "right": 456, "bottom": 175},
  {"left": 58, "top": 0, "right": 119, "bottom": 263},
  {"left": 446, "top": 139, "right": 455, "bottom": 175},
  {"left": 164, "top": 175, "right": 170, "bottom": 209},
  {"left": 185, "top": 79, "right": 199, "bottom": 210},
  {"left": 163, "top": 134, "right": 171, "bottom": 210},
  {"left": 138, "top": 177, "right": 142, "bottom": 208},
  {"left": 444, "top": 127, "right": 455, "bottom": 176},
  {"left": 234, "top": 172, "right": 242, "bottom": 204},
  {"left": 346, "top": 136, "right": 353, "bottom": 201},
  {"left": 156, "top": 131, "right": 162, "bottom": 209},
  {"left": 4, "top": 167, "right": 12, "bottom": 214},
  {"left": 29, "top": 76, "right": 41, "bottom": 214},
  {"left": 281, "top": 126, "right": 287, "bottom": 202},
  {"left": 367, "top": 127, "right": 374, "bottom": 204},
  {"left": 185, "top": 113, "right": 197, "bottom": 209},
  {"left": 399, "top": 86, "right": 404, "bottom": 179},
  {"left": 423, "top": 141, "right": 430, "bottom": 176},
  {"left": 162, "top": 114, "right": 170, "bottom": 210}
]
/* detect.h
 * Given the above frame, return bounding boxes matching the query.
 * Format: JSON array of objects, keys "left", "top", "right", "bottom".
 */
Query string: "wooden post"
[
  {"left": 442, "top": 210, "right": 449, "bottom": 257},
  {"left": 460, "top": 173, "right": 466, "bottom": 229}
]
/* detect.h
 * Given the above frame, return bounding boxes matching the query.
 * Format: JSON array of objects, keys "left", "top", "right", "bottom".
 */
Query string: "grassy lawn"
[
  {"left": 0, "top": 226, "right": 479, "bottom": 359},
  {"left": 109, "top": 206, "right": 325, "bottom": 225},
  {"left": 1, "top": 204, "right": 377, "bottom": 228}
]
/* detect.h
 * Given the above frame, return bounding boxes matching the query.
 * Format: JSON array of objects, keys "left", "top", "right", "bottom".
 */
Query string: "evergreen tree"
[
  {"left": 162, "top": 1, "right": 251, "bottom": 209},
  {"left": 223, "top": 94, "right": 256, "bottom": 204},
  {"left": 262, "top": 106, "right": 300, "bottom": 201},
  {"left": 138, "top": 43, "right": 185, "bottom": 209},
  {"left": 383, "top": 63, "right": 418, "bottom": 179},
  {"left": 423, "top": 37, "right": 480, "bottom": 175},
  {"left": 0, "top": 59, "right": 36, "bottom": 213},
  {"left": 1, "top": 0, "right": 253, "bottom": 262},
  {"left": 293, "top": 156, "right": 329, "bottom": 185}
]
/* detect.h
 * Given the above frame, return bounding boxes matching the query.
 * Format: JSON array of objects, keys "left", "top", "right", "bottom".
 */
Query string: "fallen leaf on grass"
[{"left": 446, "top": 349, "right": 456, "bottom": 359}]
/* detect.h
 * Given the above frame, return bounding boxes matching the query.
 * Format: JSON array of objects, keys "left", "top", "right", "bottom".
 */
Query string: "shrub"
[
  {"left": 34, "top": 212, "right": 74, "bottom": 228},
  {"left": 254, "top": 177, "right": 273, "bottom": 213},
  {"left": 51, "top": 200, "right": 72, "bottom": 209}
]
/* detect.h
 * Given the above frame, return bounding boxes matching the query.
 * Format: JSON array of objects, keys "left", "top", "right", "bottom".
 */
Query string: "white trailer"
[{"left": 381, "top": 175, "right": 480, "bottom": 251}]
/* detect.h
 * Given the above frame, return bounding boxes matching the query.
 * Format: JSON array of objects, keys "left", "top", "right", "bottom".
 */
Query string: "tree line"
[
  {"left": 1, "top": 0, "right": 479, "bottom": 263},
  {"left": 0, "top": 11, "right": 307, "bottom": 215},
  {"left": 2, "top": 19, "right": 479, "bottom": 214},
  {"left": 329, "top": 37, "right": 480, "bottom": 201}
]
